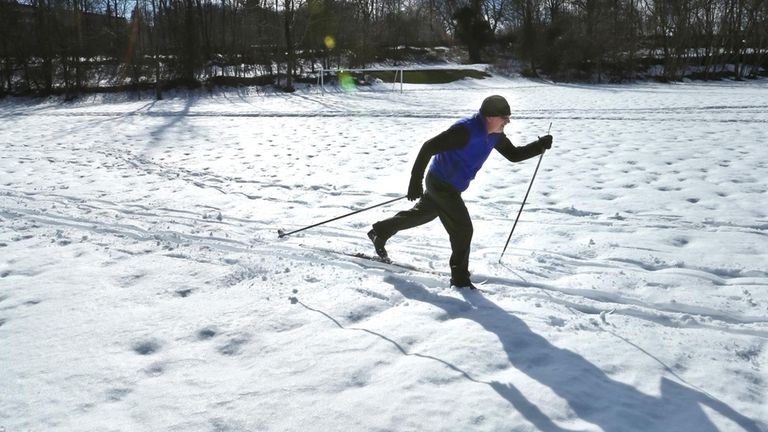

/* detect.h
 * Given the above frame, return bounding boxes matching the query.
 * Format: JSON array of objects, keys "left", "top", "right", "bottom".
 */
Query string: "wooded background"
[{"left": 1, "top": 0, "right": 766, "bottom": 96}]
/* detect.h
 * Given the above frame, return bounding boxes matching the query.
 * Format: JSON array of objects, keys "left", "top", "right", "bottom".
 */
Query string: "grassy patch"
[{"left": 349, "top": 69, "right": 490, "bottom": 84}]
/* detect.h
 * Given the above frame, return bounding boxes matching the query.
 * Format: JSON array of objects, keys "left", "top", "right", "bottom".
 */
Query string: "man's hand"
[
  {"left": 407, "top": 176, "right": 423, "bottom": 201},
  {"left": 538, "top": 134, "right": 553, "bottom": 150}
]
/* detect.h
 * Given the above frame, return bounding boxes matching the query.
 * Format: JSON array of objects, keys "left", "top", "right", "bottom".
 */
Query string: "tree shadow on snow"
[
  {"left": 146, "top": 96, "right": 194, "bottom": 151},
  {"left": 384, "top": 275, "right": 765, "bottom": 432}
]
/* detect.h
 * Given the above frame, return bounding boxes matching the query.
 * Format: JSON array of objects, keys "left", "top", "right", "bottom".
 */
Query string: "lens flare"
[
  {"left": 324, "top": 36, "right": 336, "bottom": 50},
  {"left": 338, "top": 71, "right": 356, "bottom": 92}
]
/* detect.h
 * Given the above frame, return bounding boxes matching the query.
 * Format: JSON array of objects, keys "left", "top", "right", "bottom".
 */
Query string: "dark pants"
[{"left": 372, "top": 173, "right": 473, "bottom": 283}]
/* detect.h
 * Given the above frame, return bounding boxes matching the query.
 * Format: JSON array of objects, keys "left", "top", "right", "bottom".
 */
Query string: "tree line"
[{"left": 0, "top": 0, "right": 766, "bottom": 97}]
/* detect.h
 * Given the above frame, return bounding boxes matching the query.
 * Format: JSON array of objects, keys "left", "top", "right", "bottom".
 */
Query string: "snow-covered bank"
[{"left": 1, "top": 76, "right": 767, "bottom": 431}]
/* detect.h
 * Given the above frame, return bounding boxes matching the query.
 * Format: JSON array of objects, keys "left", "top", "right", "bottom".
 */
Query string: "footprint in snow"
[
  {"left": 118, "top": 272, "right": 146, "bottom": 287},
  {"left": 106, "top": 388, "right": 132, "bottom": 402},
  {"left": 143, "top": 362, "right": 166, "bottom": 377},
  {"left": 548, "top": 316, "right": 567, "bottom": 327},
  {"left": 132, "top": 339, "right": 162, "bottom": 355},
  {"left": 217, "top": 335, "right": 250, "bottom": 356},
  {"left": 669, "top": 236, "right": 690, "bottom": 247},
  {"left": 174, "top": 288, "right": 194, "bottom": 298},
  {"left": 197, "top": 327, "right": 218, "bottom": 340}
]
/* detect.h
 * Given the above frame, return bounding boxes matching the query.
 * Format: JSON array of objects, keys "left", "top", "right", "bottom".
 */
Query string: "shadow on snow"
[{"left": 383, "top": 275, "right": 764, "bottom": 432}]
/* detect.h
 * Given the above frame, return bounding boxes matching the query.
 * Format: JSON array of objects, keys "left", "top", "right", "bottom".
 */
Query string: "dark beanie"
[{"left": 479, "top": 95, "right": 511, "bottom": 117}]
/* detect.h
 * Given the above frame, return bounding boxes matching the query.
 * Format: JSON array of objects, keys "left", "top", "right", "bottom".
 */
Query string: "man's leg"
[
  {"left": 369, "top": 197, "right": 439, "bottom": 258},
  {"left": 442, "top": 209, "right": 473, "bottom": 285},
  {"left": 425, "top": 175, "right": 473, "bottom": 285}
]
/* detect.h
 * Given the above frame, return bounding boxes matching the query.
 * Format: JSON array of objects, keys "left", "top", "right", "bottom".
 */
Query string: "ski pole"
[
  {"left": 499, "top": 123, "right": 551, "bottom": 263},
  {"left": 278, "top": 196, "right": 407, "bottom": 238}
]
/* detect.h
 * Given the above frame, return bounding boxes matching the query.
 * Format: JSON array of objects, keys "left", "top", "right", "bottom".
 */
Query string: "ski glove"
[
  {"left": 537, "top": 134, "right": 553, "bottom": 150},
  {"left": 407, "top": 176, "right": 423, "bottom": 201}
]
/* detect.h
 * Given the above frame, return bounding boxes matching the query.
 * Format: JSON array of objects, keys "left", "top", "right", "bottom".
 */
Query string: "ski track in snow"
[{"left": 1, "top": 77, "right": 767, "bottom": 431}]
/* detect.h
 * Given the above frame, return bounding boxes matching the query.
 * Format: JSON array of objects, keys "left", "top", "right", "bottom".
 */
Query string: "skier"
[{"left": 368, "top": 95, "right": 553, "bottom": 289}]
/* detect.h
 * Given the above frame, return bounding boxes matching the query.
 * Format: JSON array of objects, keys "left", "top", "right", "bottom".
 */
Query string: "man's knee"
[{"left": 451, "top": 224, "right": 473, "bottom": 245}]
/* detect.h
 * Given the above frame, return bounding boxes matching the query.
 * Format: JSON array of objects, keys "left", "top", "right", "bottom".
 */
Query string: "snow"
[{"left": 1, "top": 75, "right": 767, "bottom": 432}]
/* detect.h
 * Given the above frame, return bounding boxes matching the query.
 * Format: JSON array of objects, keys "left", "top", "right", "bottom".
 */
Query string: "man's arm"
[
  {"left": 494, "top": 134, "right": 552, "bottom": 162},
  {"left": 407, "top": 126, "right": 469, "bottom": 200},
  {"left": 411, "top": 126, "right": 469, "bottom": 178}
]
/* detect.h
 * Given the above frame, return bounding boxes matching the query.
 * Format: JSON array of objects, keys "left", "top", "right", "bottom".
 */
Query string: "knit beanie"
[{"left": 479, "top": 95, "right": 511, "bottom": 117}]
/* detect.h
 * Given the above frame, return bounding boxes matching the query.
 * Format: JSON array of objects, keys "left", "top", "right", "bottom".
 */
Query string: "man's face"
[{"left": 487, "top": 115, "right": 510, "bottom": 134}]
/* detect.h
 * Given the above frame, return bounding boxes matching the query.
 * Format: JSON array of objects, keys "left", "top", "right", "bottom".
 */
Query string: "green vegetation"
[{"left": 350, "top": 69, "right": 490, "bottom": 85}]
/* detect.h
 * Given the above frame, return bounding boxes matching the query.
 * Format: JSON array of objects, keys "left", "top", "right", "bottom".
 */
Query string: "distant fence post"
[
  {"left": 318, "top": 67, "right": 404, "bottom": 94},
  {"left": 392, "top": 69, "right": 404, "bottom": 93},
  {"left": 318, "top": 66, "right": 325, "bottom": 95},
  {"left": 392, "top": 70, "right": 398, "bottom": 92}
]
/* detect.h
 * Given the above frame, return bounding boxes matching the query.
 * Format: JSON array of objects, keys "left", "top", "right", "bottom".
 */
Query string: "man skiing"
[{"left": 368, "top": 95, "right": 553, "bottom": 289}]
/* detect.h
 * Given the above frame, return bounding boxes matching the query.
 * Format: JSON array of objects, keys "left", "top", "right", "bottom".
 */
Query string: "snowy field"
[{"left": 1, "top": 75, "right": 767, "bottom": 432}]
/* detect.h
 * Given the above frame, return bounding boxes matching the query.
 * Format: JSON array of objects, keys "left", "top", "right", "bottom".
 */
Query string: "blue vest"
[{"left": 428, "top": 113, "right": 500, "bottom": 192}]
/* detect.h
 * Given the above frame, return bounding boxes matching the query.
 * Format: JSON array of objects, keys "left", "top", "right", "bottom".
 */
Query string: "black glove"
[
  {"left": 538, "top": 134, "right": 553, "bottom": 150},
  {"left": 407, "top": 176, "right": 423, "bottom": 201}
]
